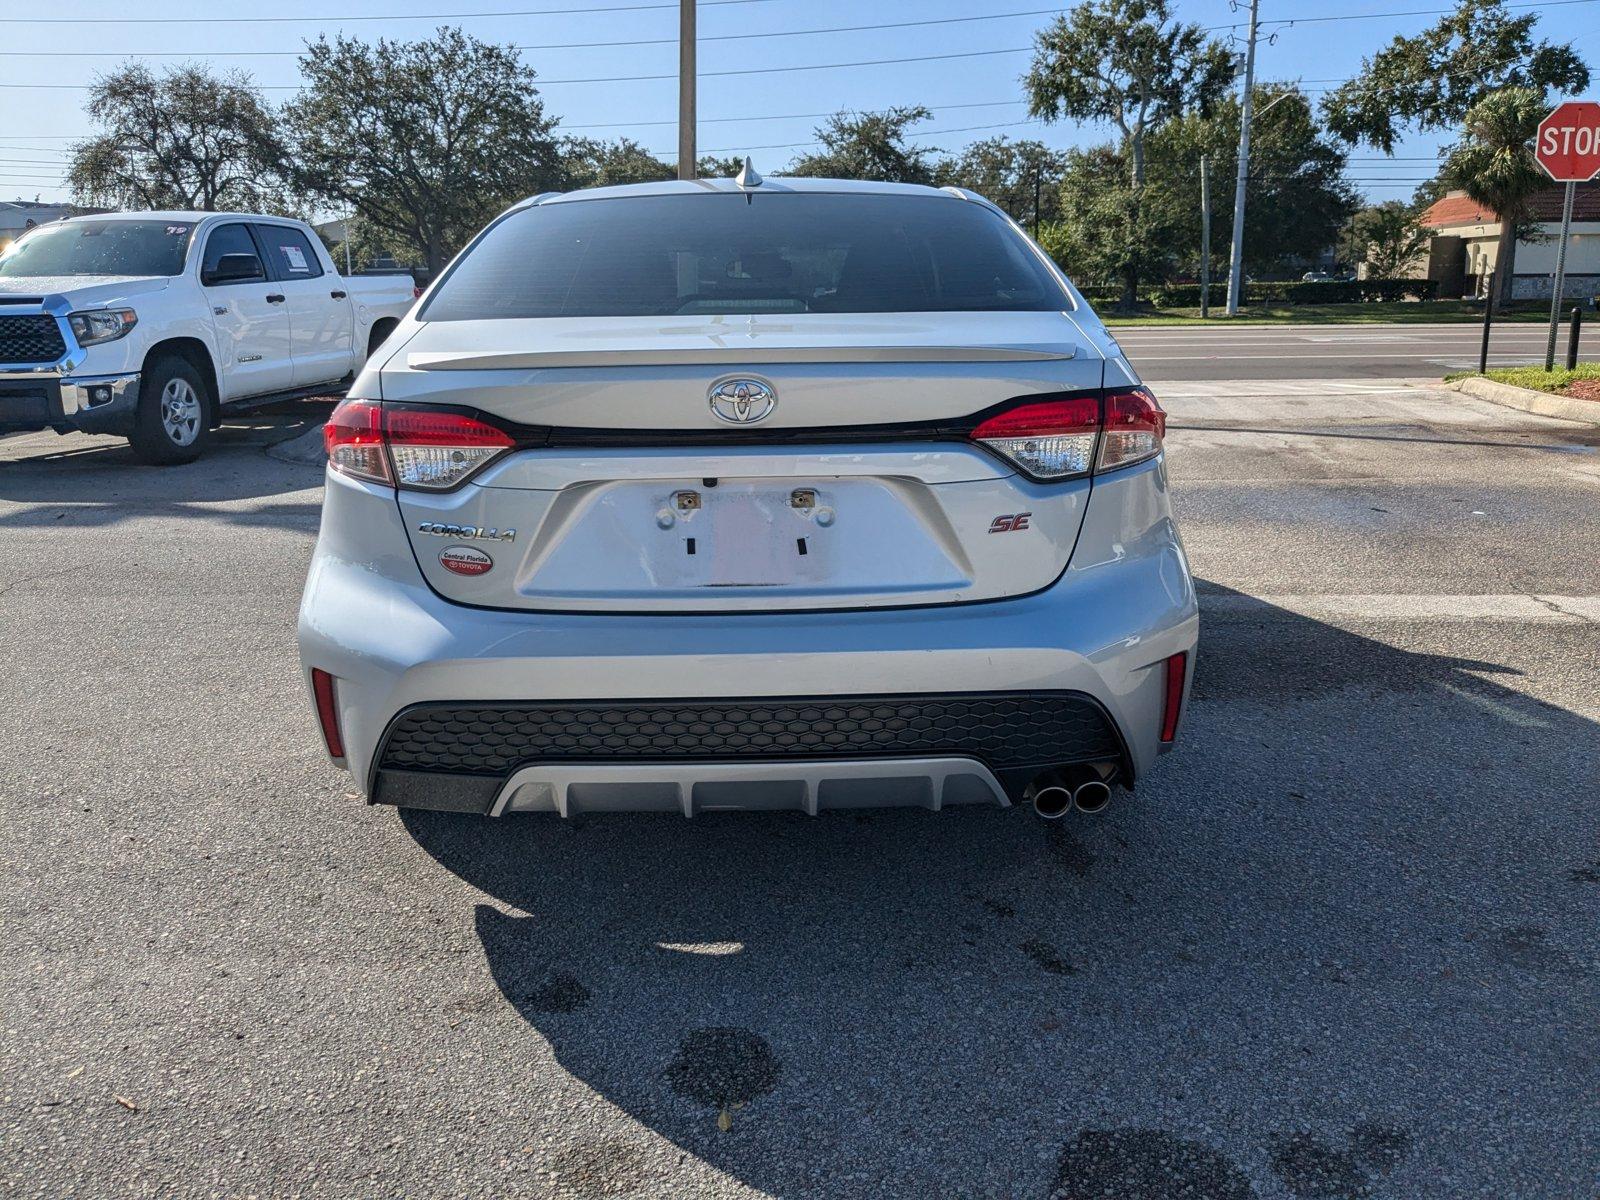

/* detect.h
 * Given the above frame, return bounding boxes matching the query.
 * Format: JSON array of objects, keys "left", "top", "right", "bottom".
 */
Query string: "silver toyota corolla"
[{"left": 297, "top": 174, "right": 1197, "bottom": 821}]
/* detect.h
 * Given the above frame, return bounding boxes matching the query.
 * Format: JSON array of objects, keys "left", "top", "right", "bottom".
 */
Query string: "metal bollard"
[
  {"left": 1478, "top": 272, "right": 1495, "bottom": 375},
  {"left": 1567, "top": 305, "right": 1583, "bottom": 372}
]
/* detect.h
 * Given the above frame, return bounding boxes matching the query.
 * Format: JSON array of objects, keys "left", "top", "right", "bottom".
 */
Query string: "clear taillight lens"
[
  {"left": 324, "top": 399, "right": 391, "bottom": 485},
  {"left": 322, "top": 399, "right": 515, "bottom": 490},
  {"left": 1098, "top": 388, "right": 1166, "bottom": 472},
  {"left": 384, "top": 405, "right": 515, "bottom": 490},
  {"left": 970, "top": 396, "right": 1101, "bottom": 480}
]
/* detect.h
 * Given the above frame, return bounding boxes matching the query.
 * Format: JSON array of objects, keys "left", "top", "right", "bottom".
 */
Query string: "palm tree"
[{"left": 1443, "top": 87, "right": 1549, "bottom": 306}]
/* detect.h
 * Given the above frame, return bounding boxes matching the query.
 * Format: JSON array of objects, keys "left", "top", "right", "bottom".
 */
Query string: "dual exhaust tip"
[{"left": 1027, "top": 764, "right": 1116, "bottom": 819}]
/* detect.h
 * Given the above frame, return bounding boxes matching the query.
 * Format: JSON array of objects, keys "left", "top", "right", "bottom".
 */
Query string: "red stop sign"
[{"left": 1536, "top": 101, "right": 1600, "bottom": 182}]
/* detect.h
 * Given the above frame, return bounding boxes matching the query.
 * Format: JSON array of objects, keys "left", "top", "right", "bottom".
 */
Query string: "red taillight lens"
[
  {"left": 1098, "top": 387, "right": 1166, "bottom": 472},
  {"left": 970, "top": 396, "right": 1100, "bottom": 479},
  {"left": 384, "top": 405, "right": 516, "bottom": 490},
  {"left": 1160, "top": 651, "right": 1187, "bottom": 743},
  {"left": 324, "top": 398, "right": 390, "bottom": 485},
  {"left": 322, "top": 400, "right": 515, "bottom": 490},
  {"left": 310, "top": 668, "right": 345, "bottom": 760}
]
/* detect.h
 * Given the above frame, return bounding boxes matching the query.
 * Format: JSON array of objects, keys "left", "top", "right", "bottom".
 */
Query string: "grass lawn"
[
  {"left": 1444, "top": 362, "right": 1600, "bottom": 394},
  {"left": 1100, "top": 300, "right": 1553, "bottom": 326}
]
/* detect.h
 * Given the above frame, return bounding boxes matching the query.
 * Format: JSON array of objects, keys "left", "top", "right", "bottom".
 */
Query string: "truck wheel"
[{"left": 129, "top": 356, "right": 211, "bottom": 465}]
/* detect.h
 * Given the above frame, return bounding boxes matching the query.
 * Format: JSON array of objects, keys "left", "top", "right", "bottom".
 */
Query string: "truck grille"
[
  {"left": 0, "top": 315, "right": 66, "bottom": 365},
  {"left": 376, "top": 692, "right": 1121, "bottom": 776}
]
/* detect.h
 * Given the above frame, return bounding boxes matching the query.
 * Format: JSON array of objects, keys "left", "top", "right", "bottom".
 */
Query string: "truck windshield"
[
  {"left": 0, "top": 220, "right": 195, "bottom": 278},
  {"left": 421, "top": 192, "right": 1069, "bottom": 320}
]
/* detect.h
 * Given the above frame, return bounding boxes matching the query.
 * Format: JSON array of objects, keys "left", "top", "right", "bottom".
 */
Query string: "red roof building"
[{"left": 1418, "top": 184, "right": 1599, "bottom": 301}]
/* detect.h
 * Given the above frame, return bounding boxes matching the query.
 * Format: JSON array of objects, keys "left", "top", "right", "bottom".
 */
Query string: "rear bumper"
[{"left": 298, "top": 462, "right": 1199, "bottom": 814}]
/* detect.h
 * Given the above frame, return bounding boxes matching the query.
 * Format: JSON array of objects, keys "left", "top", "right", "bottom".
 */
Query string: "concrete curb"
[
  {"left": 265, "top": 423, "right": 328, "bottom": 466},
  {"left": 1447, "top": 375, "right": 1600, "bottom": 425}
]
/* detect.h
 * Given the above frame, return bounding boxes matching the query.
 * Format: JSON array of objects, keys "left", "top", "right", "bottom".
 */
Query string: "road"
[
  {"left": 2, "top": 351, "right": 1598, "bottom": 1197},
  {"left": 1115, "top": 321, "right": 1570, "bottom": 382}
]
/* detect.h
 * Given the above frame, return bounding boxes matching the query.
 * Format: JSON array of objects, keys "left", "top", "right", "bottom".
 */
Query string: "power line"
[
  {"left": 0, "top": 0, "right": 784, "bottom": 24},
  {"left": 0, "top": 8, "right": 1062, "bottom": 56},
  {"left": 0, "top": 45, "right": 1037, "bottom": 89}
]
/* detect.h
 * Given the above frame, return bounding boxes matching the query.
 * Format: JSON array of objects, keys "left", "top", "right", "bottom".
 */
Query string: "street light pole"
[
  {"left": 1225, "top": 0, "right": 1259, "bottom": 317},
  {"left": 678, "top": 0, "right": 696, "bottom": 180},
  {"left": 1200, "top": 154, "right": 1212, "bottom": 319}
]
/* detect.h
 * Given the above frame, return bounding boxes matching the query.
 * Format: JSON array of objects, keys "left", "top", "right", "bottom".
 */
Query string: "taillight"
[
  {"left": 323, "top": 399, "right": 515, "bottom": 490},
  {"left": 970, "top": 388, "right": 1166, "bottom": 480},
  {"left": 384, "top": 404, "right": 515, "bottom": 490},
  {"left": 1098, "top": 387, "right": 1166, "bottom": 472},
  {"left": 970, "top": 396, "right": 1100, "bottom": 480},
  {"left": 324, "top": 399, "right": 390, "bottom": 485}
]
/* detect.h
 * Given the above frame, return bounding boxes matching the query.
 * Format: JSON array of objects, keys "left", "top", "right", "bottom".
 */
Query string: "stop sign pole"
[{"left": 1535, "top": 101, "right": 1600, "bottom": 370}]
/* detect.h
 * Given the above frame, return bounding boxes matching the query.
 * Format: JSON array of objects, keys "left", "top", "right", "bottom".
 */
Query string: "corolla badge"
[{"left": 708, "top": 377, "right": 777, "bottom": 424}]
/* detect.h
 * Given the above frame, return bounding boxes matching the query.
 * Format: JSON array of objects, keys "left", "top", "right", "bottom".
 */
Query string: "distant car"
[
  {"left": 0, "top": 212, "right": 415, "bottom": 462},
  {"left": 298, "top": 176, "right": 1199, "bottom": 822},
  {"left": 1301, "top": 271, "right": 1333, "bottom": 283}
]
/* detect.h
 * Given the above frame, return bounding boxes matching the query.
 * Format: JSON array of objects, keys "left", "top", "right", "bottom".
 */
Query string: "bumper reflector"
[
  {"left": 311, "top": 668, "right": 345, "bottom": 760},
  {"left": 1160, "top": 652, "right": 1187, "bottom": 743}
]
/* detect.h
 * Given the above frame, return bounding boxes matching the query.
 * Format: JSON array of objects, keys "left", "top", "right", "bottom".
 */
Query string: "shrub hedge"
[{"left": 1070, "top": 279, "right": 1440, "bottom": 308}]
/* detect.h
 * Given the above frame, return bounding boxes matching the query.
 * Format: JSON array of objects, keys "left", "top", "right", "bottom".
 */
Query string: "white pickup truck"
[{"left": 0, "top": 211, "right": 415, "bottom": 462}]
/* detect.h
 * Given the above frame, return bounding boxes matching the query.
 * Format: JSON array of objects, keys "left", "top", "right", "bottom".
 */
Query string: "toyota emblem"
[{"left": 708, "top": 377, "right": 777, "bottom": 424}]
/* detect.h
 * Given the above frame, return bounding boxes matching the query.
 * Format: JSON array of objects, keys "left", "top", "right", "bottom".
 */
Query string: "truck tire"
[{"left": 128, "top": 355, "right": 212, "bottom": 465}]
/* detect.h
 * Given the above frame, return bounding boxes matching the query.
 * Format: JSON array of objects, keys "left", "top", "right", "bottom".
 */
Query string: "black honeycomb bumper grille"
[
  {"left": 374, "top": 692, "right": 1121, "bottom": 779},
  {"left": 0, "top": 315, "right": 66, "bottom": 364}
]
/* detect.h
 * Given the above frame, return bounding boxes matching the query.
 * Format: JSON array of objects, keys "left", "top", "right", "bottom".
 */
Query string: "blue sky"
[{"left": 1, "top": 0, "right": 1595, "bottom": 206}]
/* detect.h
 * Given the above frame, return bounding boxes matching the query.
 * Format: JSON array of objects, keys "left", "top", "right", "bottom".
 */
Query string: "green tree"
[
  {"left": 285, "top": 27, "right": 564, "bottom": 273},
  {"left": 1442, "top": 87, "right": 1550, "bottom": 304},
  {"left": 1322, "top": 0, "right": 1589, "bottom": 153},
  {"left": 696, "top": 155, "right": 747, "bottom": 179},
  {"left": 1341, "top": 202, "right": 1431, "bottom": 278},
  {"left": 68, "top": 62, "right": 287, "bottom": 211},
  {"left": 935, "top": 137, "right": 1070, "bottom": 230},
  {"left": 787, "top": 107, "right": 937, "bottom": 183},
  {"left": 561, "top": 137, "right": 674, "bottom": 189},
  {"left": 1147, "top": 86, "right": 1359, "bottom": 278},
  {"left": 1037, "top": 145, "right": 1181, "bottom": 289},
  {"left": 1025, "top": 0, "right": 1235, "bottom": 308}
]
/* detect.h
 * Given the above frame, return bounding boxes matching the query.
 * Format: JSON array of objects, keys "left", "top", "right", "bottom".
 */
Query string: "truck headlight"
[{"left": 68, "top": 308, "right": 138, "bottom": 346}]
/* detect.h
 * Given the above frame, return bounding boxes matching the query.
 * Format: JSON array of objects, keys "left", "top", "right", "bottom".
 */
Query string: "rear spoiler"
[{"left": 406, "top": 344, "right": 1077, "bottom": 370}]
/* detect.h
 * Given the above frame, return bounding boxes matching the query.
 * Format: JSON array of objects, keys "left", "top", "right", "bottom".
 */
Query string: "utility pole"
[
  {"left": 1225, "top": 0, "right": 1259, "bottom": 316},
  {"left": 1032, "top": 164, "right": 1042, "bottom": 238},
  {"left": 677, "top": 0, "right": 696, "bottom": 180},
  {"left": 1200, "top": 154, "right": 1212, "bottom": 319}
]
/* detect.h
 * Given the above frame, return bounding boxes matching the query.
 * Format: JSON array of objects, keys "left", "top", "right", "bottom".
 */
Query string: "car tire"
[{"left": 128, "top": 355, "right": 212, "bottom": 465}]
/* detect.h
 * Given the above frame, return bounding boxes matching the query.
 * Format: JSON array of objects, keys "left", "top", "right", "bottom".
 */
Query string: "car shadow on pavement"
[
  {"left": 0, "top": 400, "right": 331, "bottom": 531},
  {"left": 399, "top": 584, "right": 1599, "bottom": 1198}
]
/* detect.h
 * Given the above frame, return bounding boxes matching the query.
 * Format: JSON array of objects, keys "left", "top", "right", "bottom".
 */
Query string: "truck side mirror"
[{"left": 203, "top": 253, "right": 265, "bottom": 285}]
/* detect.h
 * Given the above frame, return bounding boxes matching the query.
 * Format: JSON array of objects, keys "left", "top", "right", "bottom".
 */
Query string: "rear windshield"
[
  {"left": 421, "top": 192, "right": 1068, "bottom": 320},
  {"left": 0, "top": 219, "right": 194, "bottom": 278}
]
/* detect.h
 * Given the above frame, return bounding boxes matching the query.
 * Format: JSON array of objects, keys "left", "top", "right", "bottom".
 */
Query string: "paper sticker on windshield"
[{"left": 282, "top": 244, "right": 310, "bottom": 273}]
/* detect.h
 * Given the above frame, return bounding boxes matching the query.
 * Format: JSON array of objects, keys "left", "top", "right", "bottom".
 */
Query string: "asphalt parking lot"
[{"left": 2, "top": 339, "right": 1598, "bottom": 1197}]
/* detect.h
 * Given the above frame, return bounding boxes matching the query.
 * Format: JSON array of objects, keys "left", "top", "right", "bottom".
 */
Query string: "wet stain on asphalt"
[
  {"left": 1043, "top": 822, "right": 1097, "bottom": 876},
  {"left": 664, "top": 1027, "right": 781, "bottom": 1110},
  {"left": 1491, "top": 925, "right": 1583, "bottom": 976},
  {"left": 545, "top": 1138, "right": 652, "bottom": 1198},
  {"left": 1268, "top": 1124, "right": 1413, "bottom": 1198},
  {"left": 1019, "top": 938, "right": 1077, "bottom": 976},
  {"left": 522, "top": 970, "right": 591, "bottom": 1014},
  {"left": 1050, "top": 1128, "right": 1255, "bottom": 1199}
]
